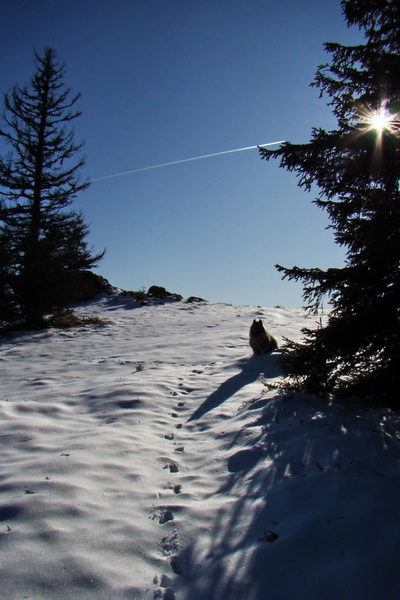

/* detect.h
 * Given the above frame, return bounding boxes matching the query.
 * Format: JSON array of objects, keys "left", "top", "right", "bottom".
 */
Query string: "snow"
[{"left": 1, "top": 295, "right": 400, "bottom": 600}]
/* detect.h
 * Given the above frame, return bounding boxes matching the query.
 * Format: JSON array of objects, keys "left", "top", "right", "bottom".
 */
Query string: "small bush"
[
  {"left": 46, "top": 310, "right": 111, "bottom": 328},
  {"left": 133, "top": 290, "right": 147, "bottom": 301},
  {"left": 0, "top": 311, "right": 112, "bottom": 334}
]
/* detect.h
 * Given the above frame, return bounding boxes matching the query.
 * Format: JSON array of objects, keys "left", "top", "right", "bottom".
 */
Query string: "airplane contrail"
[{"left": 90, "top": 140, "right": 285, "bottom": 182}]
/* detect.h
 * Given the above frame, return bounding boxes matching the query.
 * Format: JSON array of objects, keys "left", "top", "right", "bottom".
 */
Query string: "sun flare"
[
  {"left": 368, "top": 107, "right": 394, "bottom": 132},
  {"left": 359, "top": 103, "right": 399, "bottom": 135}
]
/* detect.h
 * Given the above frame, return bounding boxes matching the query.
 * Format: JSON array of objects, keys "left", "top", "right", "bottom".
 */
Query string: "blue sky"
[{"left": 1, "top": 0, "right": 363, "bottom": 306}]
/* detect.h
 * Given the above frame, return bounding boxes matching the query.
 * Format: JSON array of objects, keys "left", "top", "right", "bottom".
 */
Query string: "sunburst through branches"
[{"left": 358, "top": 103, "right": 400, "bottom": 136}]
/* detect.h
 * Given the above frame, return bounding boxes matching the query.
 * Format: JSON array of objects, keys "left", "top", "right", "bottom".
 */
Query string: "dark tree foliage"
[
  {"left": 0, "top": 217, "right": 17, "bottom": 321},
  {"left": 260, "top": 0, "right": 400, "bottom": 405},
  {"left": 0, "top": 48, "right": 103, "bottom": 328}
]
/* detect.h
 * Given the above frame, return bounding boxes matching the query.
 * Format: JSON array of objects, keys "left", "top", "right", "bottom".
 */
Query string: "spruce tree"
[
  {"left": 260, "top": 0, "right": 400, "bottom": 405},
  {"left": 0, "top": 48, "right": 103, "bottom": 328}
]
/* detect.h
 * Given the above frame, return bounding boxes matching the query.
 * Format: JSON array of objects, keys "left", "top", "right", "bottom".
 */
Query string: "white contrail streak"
[{"left": 90, "top": 140, "right": 285, "bottom": 182}]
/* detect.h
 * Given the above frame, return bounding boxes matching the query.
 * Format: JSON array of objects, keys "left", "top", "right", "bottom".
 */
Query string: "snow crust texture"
[{"left": 1, "top": 296, "right": 400, "bottom": 600}]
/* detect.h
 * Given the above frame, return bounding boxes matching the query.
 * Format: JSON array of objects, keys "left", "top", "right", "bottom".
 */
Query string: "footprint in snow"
[
  {"left": 160, "top": 574, "right": 173, "bottom": 588},
  {"left": 164, "top": 483, "right": 182, "bottom": 494},
  {"left": 170, "top": 555, "right": 184, "bottom": 575},
  {"left": 161, "top": 530, "right": 179, "bottom": 555},
  {"left": 163, "top": 462, "right": 179, "bottom": 473},
  {"left": 153, "top": 586, "right": 176, "bottom": 600},
  {"left": 158, "top": 510, "right": 174, "bottom": 525}
]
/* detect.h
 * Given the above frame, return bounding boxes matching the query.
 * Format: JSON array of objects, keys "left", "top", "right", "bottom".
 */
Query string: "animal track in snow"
[
  {"left": 150, "top": 507, "right": 174, "bottom": 525},
  {"left": 160, "top": 574, "right": 173, "bottom": 588},
  {"left": 178, "top": 385, "right": 196, "bottom": 394},
  {"left": 161, "top": 530, "right": 180, "bottom": 556},
  {"left": 153, "top": 574, "right": 173, "bottom": 589},
  {"left": 158, "top": 509, "right": 174, "bottom": 525},
  {"left": 170, "top": 554, "right": 185, "bottom": 575},
  {"left": 164, "top": 483, "right": 182, "bottom": 494},
  {"left": 153, "top": 585, "right": 176, "bottom": 600},
  {"left": 163, "top": 462, "right": 179, "bottom": 473}
]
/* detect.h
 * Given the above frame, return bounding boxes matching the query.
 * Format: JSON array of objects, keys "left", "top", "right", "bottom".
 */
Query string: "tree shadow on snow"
[
  {"left": 177, "top": 395, "right": 400, "bottom": 600},
  {"left": 187, "top": 353, "right": 281, "bottom": 422}
]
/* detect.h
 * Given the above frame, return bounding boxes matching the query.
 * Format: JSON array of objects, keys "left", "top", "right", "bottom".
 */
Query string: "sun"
[
  {"left": 359, "top": 103, "right": 399, "bottom": 135},
  {"left": 368, "top": 106, "right": 394, "bottom": 133}
]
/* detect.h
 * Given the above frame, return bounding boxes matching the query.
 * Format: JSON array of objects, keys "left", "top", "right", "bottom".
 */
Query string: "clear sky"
[{"left": 1, "top": 0, "right": 363, "bottom": 307}]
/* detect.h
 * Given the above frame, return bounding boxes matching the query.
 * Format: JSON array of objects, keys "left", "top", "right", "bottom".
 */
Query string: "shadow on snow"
[
  {"left": 187, "top": 353, "right": 281, "bottom": 422},
  {"left": 178, "top": 394, "right": 400, "bottom": 600}
]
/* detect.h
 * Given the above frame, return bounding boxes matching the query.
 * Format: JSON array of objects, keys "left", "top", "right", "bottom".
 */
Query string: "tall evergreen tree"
[
  {"left": 260, "top": 0, "right": 400, "bottom": 405},
  {"left": 0, "top": 48, "right": 103, "bottom": 328}
]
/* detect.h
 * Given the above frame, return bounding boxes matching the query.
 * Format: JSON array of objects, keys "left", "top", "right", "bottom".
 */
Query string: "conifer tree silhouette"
[
  {"left": 0, "top": 48, "right": 103, "bottom": 328},
  {"left": 260, "top": 0, "right": 400, "bottom": 404}
]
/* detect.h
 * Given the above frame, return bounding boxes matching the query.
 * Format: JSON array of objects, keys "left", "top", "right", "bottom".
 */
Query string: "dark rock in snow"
[
  {"left": 186, "top": 296, "right": 207, "bottom": 303},
  {"left": 147, "top": 285, "right": 183, "bottom": 301}
]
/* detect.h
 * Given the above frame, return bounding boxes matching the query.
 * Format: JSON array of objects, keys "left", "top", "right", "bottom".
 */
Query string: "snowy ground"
[{"left": 1, "top": 295, "right": 400, "bottom": 600}]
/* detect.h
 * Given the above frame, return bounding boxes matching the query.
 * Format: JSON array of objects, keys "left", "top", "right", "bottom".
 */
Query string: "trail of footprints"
[{"left": 151, "top": 369, "right": 202, "bottom": 600}]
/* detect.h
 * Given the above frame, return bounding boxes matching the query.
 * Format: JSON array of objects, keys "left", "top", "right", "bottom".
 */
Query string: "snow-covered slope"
[{"left": 1, "top": 296, "right": 399, "bottom": 600}]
